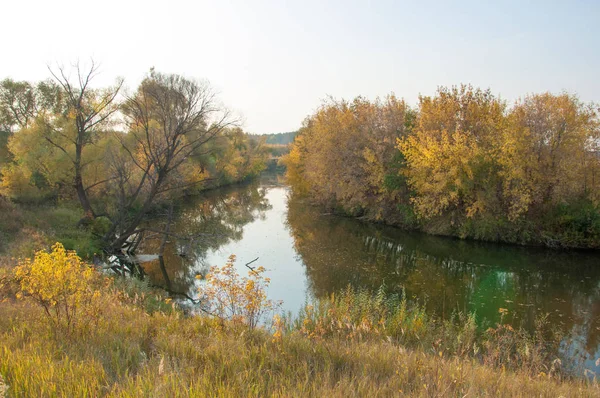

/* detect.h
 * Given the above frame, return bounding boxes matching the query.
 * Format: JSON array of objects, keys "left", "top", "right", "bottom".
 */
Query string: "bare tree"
[
  {"left": 47, "top": 61, "right": 123, "bottom": 220},
  {"left": 105, "top": 70, "right": 237, "bottom": 252}
]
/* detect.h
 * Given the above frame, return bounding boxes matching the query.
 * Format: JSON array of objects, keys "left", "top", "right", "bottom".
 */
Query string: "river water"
[{"left": 137, "top": 174, "right": 600, "bottom": 375}]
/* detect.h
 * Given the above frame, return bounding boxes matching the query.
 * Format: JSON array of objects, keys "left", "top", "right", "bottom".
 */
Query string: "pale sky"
[{"left": 1, "top": 0, "right": 598, "bottom": 134}]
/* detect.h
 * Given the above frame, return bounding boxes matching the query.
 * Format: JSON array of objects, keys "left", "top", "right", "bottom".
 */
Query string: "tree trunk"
[
  {"left": 74, "top": 136, "right": 95, "bottom": 220},
  {"left": 75, "top": 172, "right": 95, "bottom": 220},
  {"left": 107, "top": 177, "right": 163, "bottom": 252}
]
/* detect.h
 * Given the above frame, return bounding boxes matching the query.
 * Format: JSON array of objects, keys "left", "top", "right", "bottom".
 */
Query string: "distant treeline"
[
  {"left": 250, "top": 131, "right": 297, "bottom": 145},
  {"left": 284, "top": 85, "right": 600, "bottom": 248}
]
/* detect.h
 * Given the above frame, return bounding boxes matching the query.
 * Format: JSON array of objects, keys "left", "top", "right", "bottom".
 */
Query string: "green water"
[{"left": 138, "top": 174, "right": 600, "bottom": 374}]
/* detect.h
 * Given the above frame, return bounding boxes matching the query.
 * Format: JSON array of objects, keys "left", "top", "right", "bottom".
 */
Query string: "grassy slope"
[
  {"left": 0, "top": 199, "right": 101, "bottom": 262},
  {"left": 0, "top": 270, "right": 597, "bottom": 397}
]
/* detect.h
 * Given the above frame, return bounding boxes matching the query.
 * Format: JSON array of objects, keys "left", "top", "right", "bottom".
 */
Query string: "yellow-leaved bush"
[
  {"left": 198, "top": 255, "right": 281, "bottom": 329},
  {"left": 13, "top": 242, "right": 101, "bottom": 334}
]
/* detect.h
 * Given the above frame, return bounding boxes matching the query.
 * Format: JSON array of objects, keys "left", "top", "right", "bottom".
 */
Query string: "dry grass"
[
  {"left": 293, "top": 286, "right": 568, "bottom": 378},
  {"left": 0, "top": 267, "right": 598, "bottom": 397}
]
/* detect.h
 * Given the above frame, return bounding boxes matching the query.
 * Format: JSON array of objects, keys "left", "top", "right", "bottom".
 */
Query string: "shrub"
[
  {"left": 13, "top": 242, "right": 100, "bottom": 334},
  {"left": 198, "top": 255, "right": 280, "bottom": 329}
]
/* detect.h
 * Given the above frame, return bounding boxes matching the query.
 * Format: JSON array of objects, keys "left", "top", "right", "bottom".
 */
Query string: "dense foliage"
[
  {"left": 0, "top": 69, "right": 269, "bottom": 253},
  {"left": 284, "top": 86, "right": 600, "bottom": 248},
  {"left": 13, "top": 242, "right": 100, "bottom": 334}
]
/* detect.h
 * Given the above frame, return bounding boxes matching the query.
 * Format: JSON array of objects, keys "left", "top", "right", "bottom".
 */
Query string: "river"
[{"left": 136, "top": 173, "right": 600, "bottom": 375}]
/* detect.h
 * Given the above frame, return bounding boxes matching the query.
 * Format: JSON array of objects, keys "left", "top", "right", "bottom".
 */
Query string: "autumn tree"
[
  {"left": 104, "top": 70, "right": 237, "bottom": 252},
  {"left": 0, "top": 79, "right": 63, "bottom": 164},
  {"left": 284, "top": 95, "right": 413, "bottom": 223},
  {"left": 0, "top": 64, "right": 122, "bottom": 207},
  {"left": 0, "top": 79, "right": 68, "bottom": 199},
  {"left": 0, "top": 79, "right": 37, "bottom": 133},
  {"left": 284, "top": 85, "right": 600, "bottom": 247},
  {"left": 214, "top": 127, "right": 269, "bottom": 183},
  {"left": 47, "top": 61, "right": 123, "bottom": 219},
  {"left": 0, "top": 67, "right": 268, "bottom": 254},
  {"left": 500, "top": 93, "right": 600, "bottom": 219},
  {"left": 399, "top": 85, "right": 506, "bottom": 225}
]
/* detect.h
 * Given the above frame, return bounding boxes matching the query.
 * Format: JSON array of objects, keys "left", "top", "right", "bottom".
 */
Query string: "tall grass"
[
  {"left": 294, "top": 286, "right": 566, "bottom": 378},
  {"left": 0, "top": 265, "right": 597, "bottom": 397}
]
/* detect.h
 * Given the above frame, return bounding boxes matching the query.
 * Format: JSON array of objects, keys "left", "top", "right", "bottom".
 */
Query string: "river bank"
[{"left": 0, "top": 263, "right": 598, "bottom": 397}]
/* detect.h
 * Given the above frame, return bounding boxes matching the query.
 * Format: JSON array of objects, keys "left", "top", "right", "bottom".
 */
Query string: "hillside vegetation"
[{"left": 250, "top": 131, "right": 297, "bottom": 145}]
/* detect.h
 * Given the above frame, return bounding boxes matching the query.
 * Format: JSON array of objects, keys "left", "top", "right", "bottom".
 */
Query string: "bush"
[
  {"left": 12, "top": 242, "right": 101, "bottom": 334},
  {"left": 198, "top": 255, "right": 281, "bottom": 329}
]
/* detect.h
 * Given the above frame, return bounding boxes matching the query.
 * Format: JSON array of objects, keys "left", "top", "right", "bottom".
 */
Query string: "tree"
[
  {"left": 0, "top": 79, "right": 65, "bottom": 199},
  {"left": 104, "top": 70, "right": 237, "bottom": 252},
  {"left": 399, "top": 85, "right": 505, "bottom": 222},
  {"left": 0, "top": 79, "right": 63, "bottom": 171},
  {"left": 0, "top": 79, "right": 37, "bottom": 133},
  {"left": 499, "top": 93, "right": 600, "bottom": 219},
  {"left": 47, "top": 61, "right": 123, "bottom": 219},
  {"left": 214, "top": 127, "right": 269, "bottom": 183},
  {"left": 284, "top": 95, "right": 412, "bottom": 222}
]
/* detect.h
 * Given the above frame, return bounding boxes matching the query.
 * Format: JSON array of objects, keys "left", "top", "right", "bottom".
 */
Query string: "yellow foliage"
[
  {"left": 281, "top": 134, "right": 311, "bottom": 195},
  {"left": 271, "top": 313, "right": 284, "bottom": 343},
  {"left": 285, "top": 95, "right": 411, "bottom": 216},
  {"left": 284, "top": 85, "right": 600, "bottom": 245},
  {"left": 198, "top": 255, "right": 280, "bottom": 329},
  {"left": 13, "top": 242, "right": 100, "bottom": 333},
  {"left": 399, "top": 85, "right": 504, "bottom": 219},
  {"left": 0, "top": 164, "right": 40, "bottom": 200},
  {"left": 400, "top": 130, "right": 485, "bottom": 217},
  {"left": 400, "top": 88, "right": 600, "bottom": 225},
  {"left": 211, "top": 127, "right": 269, "bottom": 183},
  {"left": 499, "top": 93, "right": 600, "bottom": 218}
]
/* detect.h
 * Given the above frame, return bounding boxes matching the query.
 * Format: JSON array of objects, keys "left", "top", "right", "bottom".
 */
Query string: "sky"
[{"left": 1, "top": 0, "right": 599, "bottom": 134}]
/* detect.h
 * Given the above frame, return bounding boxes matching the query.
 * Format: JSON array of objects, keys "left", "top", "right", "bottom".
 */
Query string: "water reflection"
[
  {"left": 137, "top": 178, "right": 273, "bottom": 294},
  {"left": 138, "top": 175, "right": 600, "bottom": 374}
]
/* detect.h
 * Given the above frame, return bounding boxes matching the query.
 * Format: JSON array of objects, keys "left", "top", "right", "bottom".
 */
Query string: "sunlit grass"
[
  {"left": 294, "top": 286, "right": 568, "bottom": 377},
  {"left": 1, "top": 262, "right": 598, "bottom": 397}
]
